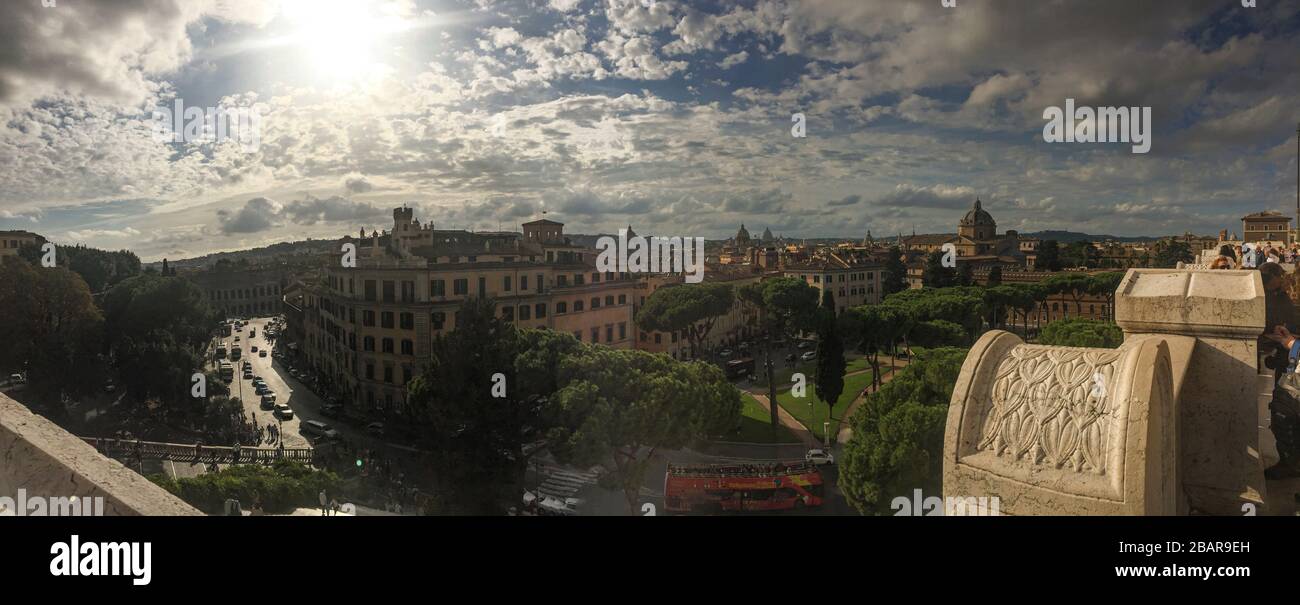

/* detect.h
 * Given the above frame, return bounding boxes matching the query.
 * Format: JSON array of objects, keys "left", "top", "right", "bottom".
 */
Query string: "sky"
[{"left": 0, "top": 0, "right": 1296, "bottom": 262}]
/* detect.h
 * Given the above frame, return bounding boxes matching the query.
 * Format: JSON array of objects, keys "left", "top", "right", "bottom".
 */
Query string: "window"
[
  {"left": 618, "top": 322, "right": 626, "bottom": 340},
  {"left": 519, "top": 305, "right": 531, "bottom": 320},
  {"left": 655, "top": 333, "right": 662, "bottom": 344},
  {"left": 606, "top": 325, "right": 613, "bottom": 343},
  {"left": 605, "top": 295, "right": 614, "bottom": 306},
  {"left": 591, "top": 297, "right": 600, "bottom": 309},
  {"left": 364, "top": 280, "right": 376, "bottom": 301},
  {"left": 557, "top": 275, "right": 568, "bottom": 287},
  {"left": 521, "top": 275, "right": 529, "bottom": 291},
  {"left": 432, "top": 312, "right": 446, "bottom": 330},
  {"left": 503, "top": 276, "right": 512, "bottom": 292},
  {"left": 574, "top": 299, "right": 584, "bottom": 311},
  {"left": 453, "top": 279, "right": 468, "bottom": 295},
  {"left": 364, "top": 336, "right": 375, "bottom": 352},
  {"left": 382, "top": 312, "right": 394, "bottom": 329},
  {"left": 591, "top": 272, "right": 600, "bottom": 283},
  {"left": 363, "top": 311, "right": 376, "bottom": 327},
  {"left": 502, "top": 306, "right": 514, "bottom": 321},
  {"left": 590, "top": 327, "right": 599, "bottom": 342},
  {"left": 574, "top": 274, "right": 584, "bottom": 285},
  {"left": 382, "top": 338, "right": 394, "bottom": 354},
  {"left": 400, "top": 312, "right": 414, "bottom": 330},
  {"left": 383, "top": 366, "right": 393, "bottom": 383},
  {"left": 556, "top": 301, "right": 567, "bottom": 314},
  {"left": 401, "top": 340, "right": 413, "bottom": 355},
  {"left": 535, "top": 303, "right": 546, "bottom": 318},
  {"left": 618, "top": 294, "right": 626, "bottom": 305},
  {"left": 573, "top": 330, "right": 582, "bottom": 341},
  {"left": 478, "top": 277, "right": 486, "bottom": 298},
  {"left": 432, "top": 280, "right": 445, "bottom": 297},
  {"left": 365, "top": 363, "right": 375, "bottom": 380},
  {"left": 401, "top": 281, "right": 415, "bottom": 303},
  {"left": 383, "top": 281, "right": 395, "bottom": 303},
  {"left": 536, "top": 274, "right": 544, "bottom": 292},
  {"left": 402, "top": 366, "right": 412, "bottom": 384}
]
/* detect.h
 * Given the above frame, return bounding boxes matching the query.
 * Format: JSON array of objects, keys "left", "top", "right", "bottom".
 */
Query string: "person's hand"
[{"left": 1267, "top": 325, "right": 1297, "bottom": 349}]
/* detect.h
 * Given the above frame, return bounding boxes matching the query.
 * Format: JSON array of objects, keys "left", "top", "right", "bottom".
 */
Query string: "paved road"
[
  {"left": 222, "top": 318, "right": 310, "bottom": 449},
  {"left": 223, "top": 316, "right": 419, "bottom": 456}
]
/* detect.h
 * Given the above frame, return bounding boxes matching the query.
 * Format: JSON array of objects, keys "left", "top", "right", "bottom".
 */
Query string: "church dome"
[
  {"left": 960, "top": 198, "right": 995, "bottom": 227},
  {"left": 736, "top": 224, "right": 752, "bottom": 242}
]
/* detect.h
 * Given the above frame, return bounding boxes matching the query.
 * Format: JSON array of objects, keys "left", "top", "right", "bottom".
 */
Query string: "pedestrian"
[
  {"left": 319, "top": 489, "right": 328, "bottom": 516},
  {"left": 330, "top": 497, "right": 339, "bottom": 516}
]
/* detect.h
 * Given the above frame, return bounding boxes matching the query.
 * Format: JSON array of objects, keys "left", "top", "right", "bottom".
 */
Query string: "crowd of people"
[
  {"left": 1191, "top": 245, "right": 1300, "bottom": 479},
  {"left": 1208, "top": 243, "right": 1300, "bottom": 269}
]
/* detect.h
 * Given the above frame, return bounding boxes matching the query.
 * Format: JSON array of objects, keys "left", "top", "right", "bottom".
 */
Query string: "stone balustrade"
[
  {"left": 0, "top": 393, "right": 200, "bottom": 516},
  {"left": 944, "top": 268, "right": 1293, "bottom": 515}
]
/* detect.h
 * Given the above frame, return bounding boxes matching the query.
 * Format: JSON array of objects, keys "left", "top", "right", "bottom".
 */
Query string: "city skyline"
[{"left": 0, "top": 0, "right": 1297, "bottom": 263}]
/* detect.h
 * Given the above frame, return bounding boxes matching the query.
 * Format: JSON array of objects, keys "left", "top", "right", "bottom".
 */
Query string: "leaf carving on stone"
[{"left": 977, "top": 344, "right": 1122, "bottom": 474}]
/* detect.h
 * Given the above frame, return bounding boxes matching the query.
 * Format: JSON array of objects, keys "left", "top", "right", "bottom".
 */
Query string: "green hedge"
[{"left": 150, "top": 460, "right": 341, "bottom": 514}]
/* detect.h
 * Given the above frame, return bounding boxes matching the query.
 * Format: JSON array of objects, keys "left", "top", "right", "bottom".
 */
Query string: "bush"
[
  {"left": 149, "top": 460, "right": 340, "bottom": 514},
  {"left": 839, "top": 347, "right": 966, "bottom": 515},
  {"left": 1038, "top": 318, "right": 1122, "bottom": 348}
]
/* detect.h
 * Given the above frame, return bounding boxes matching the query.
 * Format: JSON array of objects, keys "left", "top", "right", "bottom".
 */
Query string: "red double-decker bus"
[{"left": 663, "top": 461, "right": 825, "bottom": 514}]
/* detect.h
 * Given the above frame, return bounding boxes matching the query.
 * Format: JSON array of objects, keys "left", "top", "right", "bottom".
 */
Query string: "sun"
[{"left": 280, "top": 0, "right": 402, "bottom": 83}]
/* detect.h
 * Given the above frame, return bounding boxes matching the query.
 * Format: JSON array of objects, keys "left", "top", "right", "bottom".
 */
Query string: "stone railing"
[
  {"left": 0, "top": 394, "right": 200, "bottom": 515},
  {"left": 82, "top": 437, "right": 315, "bottom": 465},
  {"left": 944, "top": 268, "right": 1290, "bottom": 515}
]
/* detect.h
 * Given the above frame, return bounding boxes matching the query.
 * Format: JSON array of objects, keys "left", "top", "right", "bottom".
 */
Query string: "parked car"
[
  {"left": 320, "top": 404, "right": 342, "bottom": 418},
  {"left": 800, "top": 351, "right": 817, "bottom": 361},
  {"left": 250, "top": 345, "right": 258, "bottom": 353},
  {"left": 784, "top": 353, "right": 797, "bottom": 362},
  {"left": 260, "top": 394, "right": 276, "bottom": 410},
  {"left": 255, "top": 384, "right": 271, "bottom": 396},
  {"left": 273, "top": 403, "right": 293, "bottom": 420},
  {"left": 805, "top": 449, "right": 835, "bottom": 466},
  {"left": 259, "top": 350, "right": 268, "bottom": 358},
  {"left": 366, "top": 422, "right": 385, "bottom": 436},
  {"left": 719, "top": 349, "right": 733, "bottom": 359},
  {"left": 796, "top": 340, "right": 813, "bottom": 350},
  {"left": 243, "top": 370, "right": 254, "bottom": 380}
]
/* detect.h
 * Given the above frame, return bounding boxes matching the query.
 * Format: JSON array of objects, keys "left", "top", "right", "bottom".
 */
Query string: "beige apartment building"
[
  {"left": 189, "top": 268, "right": 289, "bottom": 318},
  {"left": 298, "top": 210, "right": 636, "bottom": 418},
  {"left": 783, "top": 253, "right": 884, "bottom": 314},
  {"left": 0, "top": 230, "right": 44, "bottom": 257}
]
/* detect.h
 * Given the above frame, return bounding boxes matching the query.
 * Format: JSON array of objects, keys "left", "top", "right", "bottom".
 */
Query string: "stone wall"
[
  {"left": 944, "top": 268, "right": 1283, "bottom": 515},
  {"left": 0, "top": 394, "right": 200, "bottom": 516}
]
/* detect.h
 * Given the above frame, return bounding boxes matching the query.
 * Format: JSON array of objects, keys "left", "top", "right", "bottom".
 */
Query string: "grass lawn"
[
  {"left": 768, "top": 356, "right": 875, "bottom": 386},
  {"left": 718, "top": 393, "right": 801, "bottom": 444},
  {"left": 773, "top": 369, "right": 877, "bottom": 442}
]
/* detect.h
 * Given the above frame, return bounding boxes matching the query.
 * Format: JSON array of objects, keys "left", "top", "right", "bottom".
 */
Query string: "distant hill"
[
  {"left": 1023, "top": 230, "right": 1159, "bottom": 243},
  {"left": 146, "top": 238, "right": 345, "bottom": 271}
]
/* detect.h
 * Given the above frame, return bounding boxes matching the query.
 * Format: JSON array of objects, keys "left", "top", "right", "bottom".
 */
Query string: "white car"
[
  {"left": 805, "top": 449, "right": 835, "bottom": 466},
  {"left": 800, "top": 351, "right": 817, "bottom": 361}
]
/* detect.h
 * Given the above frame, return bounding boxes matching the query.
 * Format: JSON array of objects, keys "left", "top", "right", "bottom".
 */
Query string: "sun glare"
[{"left": 280, "top": 0, "right": 404, "bottom": 83}]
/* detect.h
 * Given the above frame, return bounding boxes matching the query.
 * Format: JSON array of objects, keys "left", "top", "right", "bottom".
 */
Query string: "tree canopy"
[
  {"left": 839, "top": 347, "right": 966, "bottom": 515},
  {"left": 1038, "top": 318, "right": 1123, "bottom": 348},
  {"left": 635, "top": 282, "right": 734, "bottom": 358}
]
